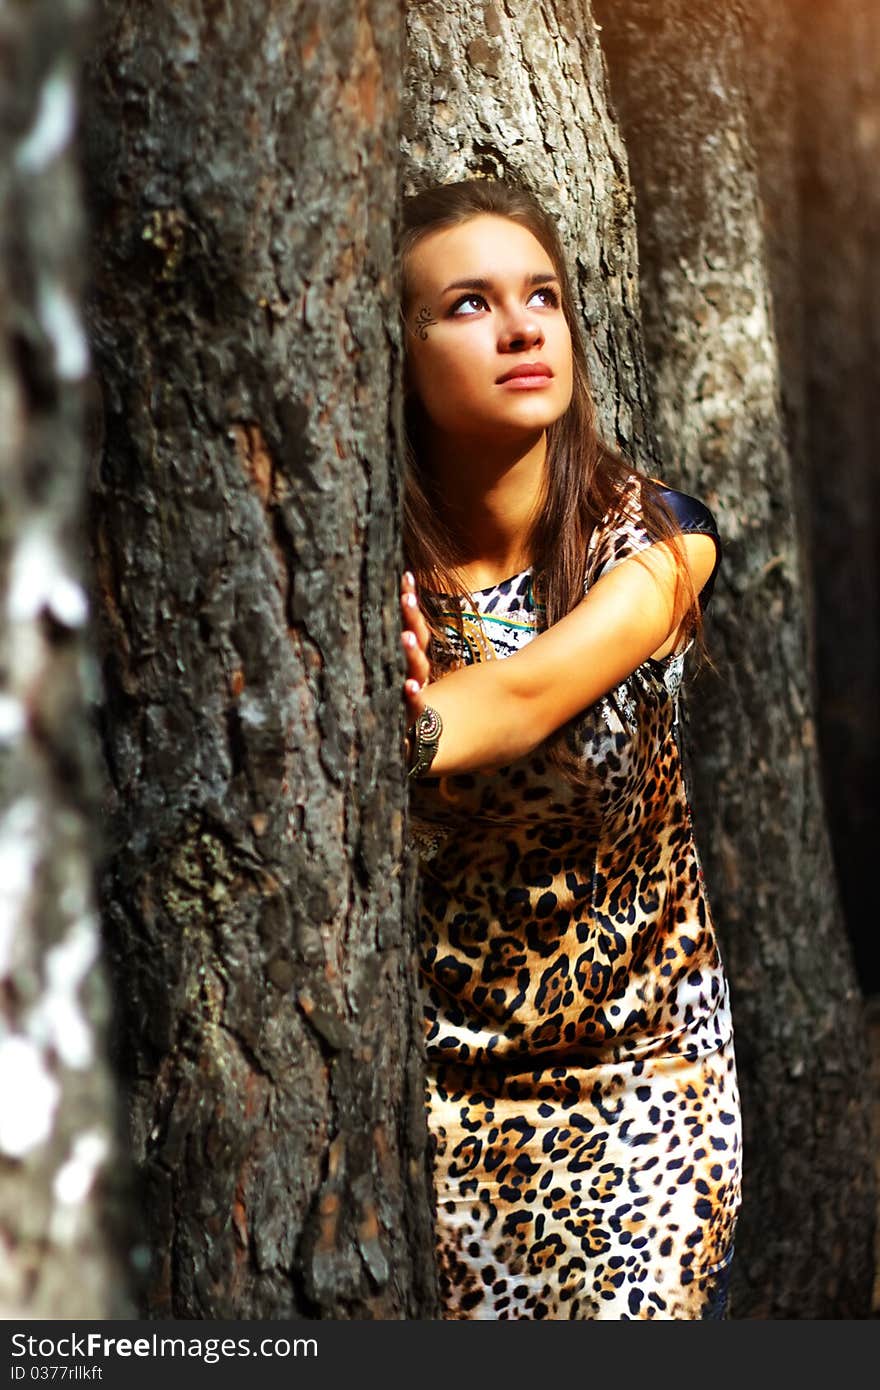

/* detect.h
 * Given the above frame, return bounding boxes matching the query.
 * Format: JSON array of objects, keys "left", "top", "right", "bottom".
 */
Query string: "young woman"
[{"left": 398, "top": 179, "right": 741, "bottom": 1320}]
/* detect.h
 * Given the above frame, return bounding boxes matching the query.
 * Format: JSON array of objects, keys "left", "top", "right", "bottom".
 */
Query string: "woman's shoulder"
[{"left": 585, "top": 472, "right": 721, "bottom": 597}]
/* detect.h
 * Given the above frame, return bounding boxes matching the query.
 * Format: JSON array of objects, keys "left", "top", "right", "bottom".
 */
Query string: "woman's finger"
[
  {"left": 401, "top": 589, "right": 431, "bottom": 654},
  {"left": 402, "top": 630, "right": 431, "bottom": 686},
  {"left": 404, "top": 677, "right": 427, "bottom": 723},
  {"left": 400, "top": 573, "right": 432, "bottom": 718}
]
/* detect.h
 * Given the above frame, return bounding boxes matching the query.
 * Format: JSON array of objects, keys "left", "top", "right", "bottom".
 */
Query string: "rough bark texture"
[
  {"left": 0, "top": 0, "right": 131, "bottom": 1317},
  {"left": 735, "top": 0, "right": 880, "bottom": 995},
  {"left": 728, "top": 0, "right": 814, "bottom": 641},
  {"left": 740, "top": 0, "right": 880, "bottom": 1304},
  {"left": 83, "top": 0, "right": 437, "bottom": 1318},
  {"left": 595, "top": 0, "right": 875, "bottom": 1317},
  {"left": 766, "top": 0, "right": 879, "bottom": 994},
  {"left": 403, "top": 0, "right": 661, "bottom": 468}
]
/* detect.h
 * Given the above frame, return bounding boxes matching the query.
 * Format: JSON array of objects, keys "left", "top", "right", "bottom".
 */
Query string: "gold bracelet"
[{"left": 405, "top": 705, "right": 443, "bottom": 779}]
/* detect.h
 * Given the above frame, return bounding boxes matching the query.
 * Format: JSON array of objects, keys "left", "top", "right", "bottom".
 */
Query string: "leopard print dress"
[{"left": 407, "top": 479, "right": 742, "bottom": 1320}]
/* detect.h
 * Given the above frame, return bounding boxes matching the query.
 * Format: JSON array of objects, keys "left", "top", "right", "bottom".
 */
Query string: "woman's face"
[{"left": 403, "top": 214, "right": 574, "bottom": 446}]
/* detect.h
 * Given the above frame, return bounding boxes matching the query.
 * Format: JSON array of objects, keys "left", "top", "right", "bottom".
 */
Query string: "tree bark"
[
  {"left": 83, "top": 0, "right": 437, "bottom": 1318},
  {"left": 0, "top": 0, "right": 131, "bottom": 1317},
  {"left": 741, "top": 0, "right": 880, "bottom": 995},
  {"left": 595, "top": 0, "right": 875, "bottom": 1317}
]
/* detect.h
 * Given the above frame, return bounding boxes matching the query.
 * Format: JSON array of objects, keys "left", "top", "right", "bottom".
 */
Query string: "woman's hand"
[{"left": 400, "top": 571, "right": 431, "bottom": 725}]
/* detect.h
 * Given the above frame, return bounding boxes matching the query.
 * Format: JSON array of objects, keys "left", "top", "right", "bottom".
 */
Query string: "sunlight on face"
[{"left": 404, "top": 215, "right": 574, "bottom": 447}]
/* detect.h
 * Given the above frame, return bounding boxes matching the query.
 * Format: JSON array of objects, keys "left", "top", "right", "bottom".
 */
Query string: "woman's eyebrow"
[{"left": 439, "top": 271, "right": 560, "bottom": 295}]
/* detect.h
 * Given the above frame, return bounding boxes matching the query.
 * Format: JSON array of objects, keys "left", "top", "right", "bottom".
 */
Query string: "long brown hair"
[{"left": 400, "top": 179, "right": 705, "bottom": 766}]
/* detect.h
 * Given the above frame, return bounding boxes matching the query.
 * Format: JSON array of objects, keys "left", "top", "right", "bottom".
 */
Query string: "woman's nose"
[{"left": 498, "top": 312, "right": 544, "bottom": 352}]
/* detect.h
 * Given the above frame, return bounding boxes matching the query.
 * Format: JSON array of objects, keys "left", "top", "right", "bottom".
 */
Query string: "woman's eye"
[
  {"left": 529, "top": 286, "right": 560, "bottom": 308},
  {"left": 449, "top": 287, "right": 559, "bottom": 316},
  {"left": 450, "top": 294, "right": 487, "bottom": 316}
]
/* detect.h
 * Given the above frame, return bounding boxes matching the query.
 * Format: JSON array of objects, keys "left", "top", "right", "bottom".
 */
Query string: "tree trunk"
[
  {"left": 745, "top": 0, "right": 880, "bottom": 996},
  {"left": 0, "top": 0, "right": 131, "bottom": 1317},
  {"left": 83, "top": 0, "right": 437, "bottom": 1318},
  {"left": 595, "top": 0, "right": 875, "bottom": 1317},
  {"left": 730, "top": 0, "right": 880, "bottom": 999}
]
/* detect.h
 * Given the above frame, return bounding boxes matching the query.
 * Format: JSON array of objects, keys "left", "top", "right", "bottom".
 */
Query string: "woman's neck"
[{"left": 425, "top": 428, "right": 548, "bottom": 587}]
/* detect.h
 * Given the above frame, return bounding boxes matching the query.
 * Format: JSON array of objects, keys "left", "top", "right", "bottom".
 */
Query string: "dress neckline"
[{"left": 426, "top": 566, "right": 533, "bottom": 600}]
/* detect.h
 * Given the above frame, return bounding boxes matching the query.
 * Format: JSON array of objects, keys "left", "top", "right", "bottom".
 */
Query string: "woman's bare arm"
[{"left": 401, "top": 533, "right": 717, "bottom": 777}]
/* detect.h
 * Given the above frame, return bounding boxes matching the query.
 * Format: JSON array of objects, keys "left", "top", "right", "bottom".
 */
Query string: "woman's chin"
[{"left": 435, "top": 407, "right": 566, "bottom": 446}]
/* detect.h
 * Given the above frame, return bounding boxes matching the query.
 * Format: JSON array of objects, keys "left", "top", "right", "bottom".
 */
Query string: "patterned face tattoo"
[{"left": 414, "top": 305, "right": 437, "bottom": 340}]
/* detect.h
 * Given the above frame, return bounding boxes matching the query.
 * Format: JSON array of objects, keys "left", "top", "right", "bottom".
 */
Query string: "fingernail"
[
  {"left": 405, "top": 593, "right": 417, "bottom": 608},
  {"left": 404, "top": 571, "right": 415, "bottom": 586},
  {"left": 402, "top": 631, "right": 416, "bottom": 646},
  {"left": 405, "top": 679, "right": 420, "bottom": 694}
]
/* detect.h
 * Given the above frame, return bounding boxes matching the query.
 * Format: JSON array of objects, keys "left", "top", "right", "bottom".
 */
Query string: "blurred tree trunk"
[
  {"left": 739, "top": 0, "right": 880, "bottom": 995},
  {"left": 0, "top": 0, "right": 130, "bottom": 1317},
  {"left": 83, "top": 0, "right": 436, "bottom": 1318},
  {"left": 595, "top": 0, "right": 875, "bottom": 1317}
]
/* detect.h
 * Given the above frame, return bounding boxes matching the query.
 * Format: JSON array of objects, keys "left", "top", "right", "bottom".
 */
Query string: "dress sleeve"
[
  {"left": 585, "top": 475, "right": 722, "bottom": 613},
  {"left": 656, "top": 484, "right": 722, "bottom": 612}
]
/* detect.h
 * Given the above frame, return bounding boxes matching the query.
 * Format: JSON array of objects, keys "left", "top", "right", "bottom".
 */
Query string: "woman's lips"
[
  {"left": 498, "top": 374, "right": 553, "bottom": 388},
  {"left": 496, "top": 362, "right": 554, "bottom": 388}
]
